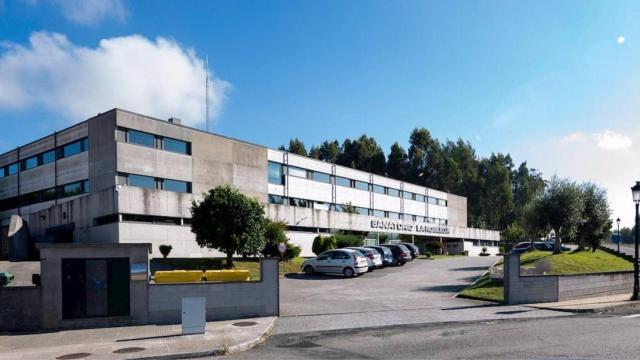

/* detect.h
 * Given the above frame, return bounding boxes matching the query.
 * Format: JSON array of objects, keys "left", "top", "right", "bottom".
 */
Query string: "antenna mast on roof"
[{"left": 205, "top": 55, "right": 210, "bottom": 133}]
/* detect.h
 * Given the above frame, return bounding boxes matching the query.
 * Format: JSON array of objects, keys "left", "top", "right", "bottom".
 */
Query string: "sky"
[{"left": 0, "top": 0, "right": 639, "bottom": 227}]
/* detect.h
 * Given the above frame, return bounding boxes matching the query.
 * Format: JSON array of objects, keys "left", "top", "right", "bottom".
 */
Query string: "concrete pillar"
[{"left": 503, "top": 254, "right": 521, "bottom": 304}]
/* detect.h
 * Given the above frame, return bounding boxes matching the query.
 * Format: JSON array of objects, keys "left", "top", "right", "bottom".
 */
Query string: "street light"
[
  {"left": 631, "top": 182, "right": 640, "bottom": 300},
  {"left": 617, "top": 217, "right": 621, "bottom": 253}
]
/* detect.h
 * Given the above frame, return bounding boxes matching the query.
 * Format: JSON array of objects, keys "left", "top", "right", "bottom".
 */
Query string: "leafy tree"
[
  {"left": 334, "top": 234, "right": 364, "bottom": 248},
  {"left": 159, "top": 244, "right": 173, "bottom": 259},
  {"left": 309, "top": 140, "right": 341, "bottom": 163},
  {"left": 407, "top": 128, "right": 444, "bottom": 189},
  {"left": 386, "top": 142, "right": 409, "bottom": 180},
  {"left": 527, "top": 177, "right": 585, "bottom": 254},
  {"left": 576, "top": 183, "right": 612, "bottom": 251},
  {"left": 339, "top": 202, "right": 358, "bottom": 214},
  {"left": 512, "top": 162, "right": 545, "bottom": 223},
  {"left": 280, "top": 138, "right": 308, "bottom": 156},
  {"left": 262, "top": 220, "right": 303, "bottom": 261},
  {"left": 477, "top": 154, "right": 514, "bottom": 229},
  {"left": 621, "top": 227, "right": 635, "bottom": 243},
  {"left": 502, "top": 223, "right": 527, "bottom": 245},
  {"left": 191, "top": 185, "right": 267, "bottom": 268},
  {"left": 337, "top": 135, "right": 386, "bottom": 175}
]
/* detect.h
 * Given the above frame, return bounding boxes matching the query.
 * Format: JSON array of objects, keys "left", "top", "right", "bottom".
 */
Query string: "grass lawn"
[
  {"left": 459, "top": 249, "right": 633, "bottom": 303},
  {"left": 152, "top": 257, "right": 306, "bottom": 281}
]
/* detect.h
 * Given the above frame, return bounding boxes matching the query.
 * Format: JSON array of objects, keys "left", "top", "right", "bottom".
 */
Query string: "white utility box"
[{"left": 181, "top": 297, "right": 206, "bottom": 335}]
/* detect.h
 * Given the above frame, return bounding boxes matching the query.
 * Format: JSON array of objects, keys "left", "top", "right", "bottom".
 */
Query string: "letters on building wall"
[{"left": 369, "top": 219, "right": 450, "bottom": 235}]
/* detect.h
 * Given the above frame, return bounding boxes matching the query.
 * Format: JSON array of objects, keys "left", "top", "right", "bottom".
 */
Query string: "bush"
[
  {"left": 425, "top": 241, "right": 442, "bottom": 253},
  {"left": 424, "top": 252, "right": 432, "bottom": 259},
  {"left": 481, "top": 246, "right": 487, "bottom": 253},
  {"left": 159, "top": 245, "right": 173, "bottom": 259},
  {"left": 313, "top": 235, "right": 336, "bottom": 255},
  {"left": 334, "top": 234, "right": 363, "bottom": 248},
  {"left": 285, "top": 242, "right": 302, "bottom": 260}
]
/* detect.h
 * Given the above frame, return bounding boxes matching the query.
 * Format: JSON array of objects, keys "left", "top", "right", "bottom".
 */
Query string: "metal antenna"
[{"left": 205, "top": 55, "right": 209, "bottom": 132}]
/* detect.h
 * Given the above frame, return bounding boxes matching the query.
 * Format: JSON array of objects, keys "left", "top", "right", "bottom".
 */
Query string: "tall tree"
[
  {"left": 576, "top": 183, "right": 612, "bottom": 251},
  {"left": 191, "top": 185, "right": 267, "bottom": 268},
  {"left": 337, "top": 135, "right": 386, "bottom": 175},
  {"left": 512, "top": 162, "right": 545, "bottom": 224},
  {"left": 310, "top": 140, "right": 341, "bottom": 163},
  {"left": 386, "top": 142, "right": 409, "bottom": 180},
  {"left": 281, "top": 138, "right": 308, "bottom": 156},
  {"left": 407, "top": 128, "right": 444, "bottom": 189},
  {"left": 477, "top": 154, "right": 514, "bottom": 229}
]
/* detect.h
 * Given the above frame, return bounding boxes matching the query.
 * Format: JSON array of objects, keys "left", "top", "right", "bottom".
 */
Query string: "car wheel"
[
  {"left": 343, "top": 267, "right": 355, "bottom": 278},
  {"left": 304, "top": 266, "right": 314, "bottom": 276},
  {"left": 400, "top": 262, "right": 405, "bottom": 266}
]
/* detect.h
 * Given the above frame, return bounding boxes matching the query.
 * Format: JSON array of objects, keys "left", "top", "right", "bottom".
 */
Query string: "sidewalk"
[
  {"left": 0, "top": 317, "right": 276, "bottom": 360},
  {"left": 526, "top": 294, "right": 640, "bottom": 314}
]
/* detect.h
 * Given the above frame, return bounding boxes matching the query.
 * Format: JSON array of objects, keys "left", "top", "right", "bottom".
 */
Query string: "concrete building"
[{"left": 0, "top": 109, "right": 500, "bottom": 259}]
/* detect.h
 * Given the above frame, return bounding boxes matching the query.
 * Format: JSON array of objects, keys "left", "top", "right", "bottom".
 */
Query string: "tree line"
[{"left": 279, "top": 128, "right": 545, "bottom": 232}]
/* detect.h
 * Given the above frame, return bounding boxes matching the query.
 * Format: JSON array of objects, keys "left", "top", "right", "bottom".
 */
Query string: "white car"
[
  {"left": 301, "top": 249, "right": 369, "bottom": 278},
  {"left": 346, "top": 247, "right": 383, "bottom": 271}
]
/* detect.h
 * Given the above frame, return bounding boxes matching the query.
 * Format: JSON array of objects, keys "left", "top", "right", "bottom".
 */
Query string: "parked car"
[
  {"left": 510, "top": 241, "right": 569, "bottom": 254},
  {"left": 365, "top": 245, "right": 394, "bottom": 266},
  {"left": 346, "top": 247, "right": 383, "bottom": 271},
  {"left": 301, "top": 249, "right": 369, "bottom": 278},
  {"left": 399, "top": 242, "right": 420, "bottom": 259},
  {"left": 380, "top": 244, "right": 412, "bottom": 266}
]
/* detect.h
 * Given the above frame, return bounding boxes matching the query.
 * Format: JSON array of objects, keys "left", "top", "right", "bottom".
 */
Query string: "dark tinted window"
[
  {"left": 7, "top": 163, "right": 18, "bottom": 175},
  {"left": 268, "top": 162, "right": 284, "bottom": 185},
  {"left": 128, "top": 174, "right": 156, "bottom": 189},
  {"left": 268, "top": 194, "right": 284, "bottom": 204},
  {"left": 354, "top": 181, "right": 369, "bottom": 191},
  {"left": 24, "top": 156, "right": 38, "bottom": 170},
  {"left": 164, "top": 138, "right": 190, "bottom": 154},
  {"left": 312, "top": 171, "right": 331, "bottom": 184},
  {"left": 163, "top": 179, "right": 190, "bottom": 193},
  {"left": 336, "top": 176, "right": 351, "bottom": 187},
  {"left": 128, "top": 130, "right": 156, "bottom": 147},
  {"left": 42, "top": 150, "right": 56, "bottom": 164},
  {"left": 62, "top": 141, "right": 82, "bottom": 157},
  {"left": 62, "top": 182, "right": 84, "bottom": 197},
  {"left": 43, "top": 188, "right": 57, "bottom": 201},
  {"left": 289, "top": 197, "right": 309, "bottom": 208}
]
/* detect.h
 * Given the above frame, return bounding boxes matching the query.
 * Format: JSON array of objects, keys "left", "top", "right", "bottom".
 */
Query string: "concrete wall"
[
  {"left": 0, "top": 286, "right": 42, "bottom": 332},
  {"left": 88, "top": 111, "right": 118, "bottom": 193},
  {"left": 504, "top": 254, "right": 633, "bottom": 304},
  {"left": 38, "top": 243, "right": 150, "bottom": 330},
  {"left": 148, "top": 259, "right": 279, "bottom": 323}
]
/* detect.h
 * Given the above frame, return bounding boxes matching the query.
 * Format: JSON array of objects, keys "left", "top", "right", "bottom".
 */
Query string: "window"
[
  {"left": 402, "top": 191, "right": 414, "bottom": 200},
  {"left": 268, "top": 194, "right": 284, "bottom": 205},
  {"left": 268, "top": 162, "right": 284, "bottom": 185},
  {"left": 372, "top": 209, "right": 384, "bottom": 218},
  {"left": 388, "top": 212, "right": 400, "bottom": 219},
  {"left": 427, "top": 197, "right": 438, "bottom": 205},
  {"left": 128, "top": 174, "right": 156, "bottom": 190},
  {"left": 127, "top": 130, "right": 156, "bottom": 148},
  {"left": 289, "top": 197, "right": 310, "bottom": 208},
  {"left": 415, "top": 194, "right": 425, "bottom": 202},
  {"left": 61, "top": 138, "right": 88, "bottom": 158},
  {"left": 438, "top": 199, "right": 448, "bottom": 207},
  {"left": 356, "top": 207, "right": 369, "bottom": 216},
  {"left": 0, "top": 167, "right": 4, "bottom": 178},
  {"left": 163, "top": 138, "right": 190, "bottom": 154},
  {"left": 7, "top": 163, "right": 18, "bottom": 175},
  {"left": 387, "top": 188, "right": 400, "bottom": 197},
  {"left": 163, "top": 179, "right": 190, "bottom": 193},
  {"left": 22, "top": 156, "right": 39, "bottom": 170},
  {"left": 427, "top": 217, "right": 436, "bottom": 223},
  {"left": 333, "top": 252, "right": 350, "bottom": 260},
  {"left": 373, "top": 185, "right": 385, "bottom": 194},
  {"left": 42, "top": 150, "right": 56, "bottom": 165},
  {"left": 335, "top": 176, "right": 351, "bottom": 187},
  {"left": 42, "top": 188, "right": 57, "bottom": 201},
  {"left": 288, "top": 166, "right": 307, "bottom": 178},
  {"left": 354, "top": 181, "right": 369, "bottom": 191},
  {"left": 314, "top": 202, "right": 330, "bottom": 211},
  {"left": 61, "top": 181, "right": 86, "bottom": 198},
  {"left": 311, "top": 171, "right": 331, "bottom": 184},
  {"left": 411, "top": 215, "right": 417, "bottom": 221},
  {"left": 22, "top": 191, "right": 40, "bottom": 206}
]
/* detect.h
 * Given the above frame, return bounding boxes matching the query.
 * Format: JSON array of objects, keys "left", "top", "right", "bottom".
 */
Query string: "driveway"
[{"left": 276, "top": 257, "right": 566, "bottom": 334}]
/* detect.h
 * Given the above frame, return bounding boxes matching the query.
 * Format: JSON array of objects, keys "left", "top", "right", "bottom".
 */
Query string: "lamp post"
[
  {"left": 631, "top": 182, "right": 640, "bottom": 300},
  {"left": 617, "top": 217, "right": 621, "bottom": 253}
]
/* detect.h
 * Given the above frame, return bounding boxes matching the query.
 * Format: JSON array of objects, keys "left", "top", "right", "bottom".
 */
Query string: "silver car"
[
  {"left": 346, "top": 247, "right": 383, "bottom": 271},
  {"left": 301, "top": 249, "right": 369, "bottom": 278}
]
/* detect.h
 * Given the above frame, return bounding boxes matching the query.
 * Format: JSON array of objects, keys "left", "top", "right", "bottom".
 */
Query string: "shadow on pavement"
[
  {"left": 450, "top": 266, "right": 490, "bottom": 272},
  {"left": 284, "top": 273, "right": 350, "bottom": 281},
  {"left": 441, "top": 303, "right": 503, "bottom": 310},
  {"left": 415, "top": 284, "right": 468, "bottom": 293}
]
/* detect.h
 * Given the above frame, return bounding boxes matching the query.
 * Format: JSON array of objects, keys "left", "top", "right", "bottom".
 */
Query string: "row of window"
[
  {"left": 117, "top": 173, "right": 192, "bottom": 193},
  {"left": 0, "top": 138, "right": 89, "bottom": 178},
  {"left": 268, "top": 195, "right": 448, "bottom": 225},
  {"left": 94, "top": 213, "right": 192, "bottom": 227},
  {"left": 116, "top": 127, "right": 191, "bottom": 155},
  {"left": 268, "top": 161, "right": 448, "bottom": 207},
  {"left": 0, "top": 179, "right": 89, "bottom": 212},
  {"left": 472, "top": 240, "right": 500, "bottom": 247}
]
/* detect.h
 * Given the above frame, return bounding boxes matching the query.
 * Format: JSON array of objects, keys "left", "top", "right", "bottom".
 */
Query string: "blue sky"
[{"left": 1, "top": 0, "right": 639, "bottom": 225}]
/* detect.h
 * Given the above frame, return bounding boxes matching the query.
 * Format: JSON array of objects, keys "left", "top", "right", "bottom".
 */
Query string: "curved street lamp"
[{"left": 631, "top": 182, "right": 640, "bottom": 300}]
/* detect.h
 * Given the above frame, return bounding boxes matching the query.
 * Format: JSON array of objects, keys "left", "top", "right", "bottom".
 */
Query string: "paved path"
[
  {"left": 276, "top": 257, "right": 565, "bottom": 335},
  {"left": 0, "top": 317, "right": 275, "bottom": 360},
  {"left": 229, "top": 314, "right": 640, "bottom": 359}
]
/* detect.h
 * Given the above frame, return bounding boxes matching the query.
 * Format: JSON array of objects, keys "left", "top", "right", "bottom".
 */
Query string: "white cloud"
[
  {"left": 516, "top": 130, "right": 640, "bottom": 228},
  {"left": 0, "top": 32, "right": 229, "bottom": 127},
  {"left": 54, "top": 0, "right": 128, "bottom": 25}
]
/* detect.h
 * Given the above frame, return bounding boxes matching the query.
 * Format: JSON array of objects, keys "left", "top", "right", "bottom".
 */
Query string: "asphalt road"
[
  {"left": 229, "top": 314, "right": 640, "bottom": 359},
  {"left": 276, "top": 257, "right": 564, "bottom": 334}
]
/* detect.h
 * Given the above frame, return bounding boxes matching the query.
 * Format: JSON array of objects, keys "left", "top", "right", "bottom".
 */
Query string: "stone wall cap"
[{"left": 36, "top": 243, "right": 152, "bottom": 253}]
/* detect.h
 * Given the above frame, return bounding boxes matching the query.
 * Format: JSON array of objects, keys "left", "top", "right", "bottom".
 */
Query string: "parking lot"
[{"left": 277, "top": 256, "right": 566, "bottom": 334}]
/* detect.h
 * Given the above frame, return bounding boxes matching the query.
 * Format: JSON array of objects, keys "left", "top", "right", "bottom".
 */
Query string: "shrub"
[
  {"left": 312, "top": 235, "right": 336, "bottom": 255},
  {"left": 424, "top": 252, "right": 432, "bottom": 259},
  {"left": 425, "top": 241, "right": 442, "bottom": 253},
  {"left": 334, "top": 234, "right": 363, "bottom": 248},
  {"left": 285, "top": 242, "right": 302, "bottom": 261},
  {"left": 481, "top": 246, "right": 487, "bottom": 253},
  {"left": 262, "top": 221, "right": 287, "bottom": 257},
  {"left": 159, "top": 245, "right": 173, "bottom": 259}
]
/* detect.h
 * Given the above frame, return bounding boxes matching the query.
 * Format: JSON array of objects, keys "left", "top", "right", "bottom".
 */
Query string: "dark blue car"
[{"left": 365, "top": 245, "right": 394, "bottom": 267}]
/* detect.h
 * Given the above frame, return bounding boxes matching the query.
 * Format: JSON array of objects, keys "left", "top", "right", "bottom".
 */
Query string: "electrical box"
[{"left": 182, "top": 297, "right": 206, "bottom": 335}]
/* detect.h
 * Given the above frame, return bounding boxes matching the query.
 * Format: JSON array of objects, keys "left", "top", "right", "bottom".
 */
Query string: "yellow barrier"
[
  {"left": 154, "top": 270, "right": 203, "bottom": 284},
  {"left": 204, "top": 270, "right": 251, "bottom": 282}
]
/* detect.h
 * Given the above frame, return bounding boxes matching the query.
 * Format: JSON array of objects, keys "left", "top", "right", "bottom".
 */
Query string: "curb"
[
  {"left": 134, "top": 317, "right": 277, "bottom": 360},
  {"left": 527, "top": 301, "right": 640, "bottom": 315}
]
